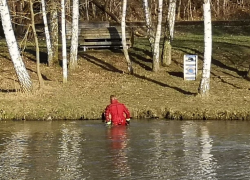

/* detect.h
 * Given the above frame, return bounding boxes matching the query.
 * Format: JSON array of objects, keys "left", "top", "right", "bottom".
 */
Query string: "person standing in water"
[{"left": 105, "top": 95, "right": 131, "bottom": 126}]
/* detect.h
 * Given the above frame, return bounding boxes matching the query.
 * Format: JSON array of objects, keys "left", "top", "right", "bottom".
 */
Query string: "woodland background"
[{"left": 4, "top": 0, "right": 250, "bottom": 38}]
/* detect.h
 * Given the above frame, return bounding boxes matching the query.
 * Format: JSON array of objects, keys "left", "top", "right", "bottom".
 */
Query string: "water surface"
[{"left": 0, "top": 120, "right": 250, "bottom": 179}]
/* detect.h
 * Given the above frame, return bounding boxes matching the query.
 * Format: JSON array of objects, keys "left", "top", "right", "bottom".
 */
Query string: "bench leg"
[{"left": 83, "top": 46, "right": 87, "bottom": 52}]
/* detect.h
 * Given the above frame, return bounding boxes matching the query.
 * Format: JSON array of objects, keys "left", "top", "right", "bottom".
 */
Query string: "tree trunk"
[
  {"left": 217, "top": 0, "right": 220, "bottom": 16},
  {"left": 162, "top": 0, "right": 176, "bottom": 66},
  {"left": 187, "top": 0, "right": 193, "bottom": 20},
  {"left": 50, "top": 1, "right": 59, "bottom": 65},
  {"left": 168, "top": 0, "right": 176, "bottom": 41},
  {"left": 177, "top": 0, "right": 181, "bottom": 20},
  {"left": 0, "top": 0, "right": 33, "bottom": 92},
  {"left": 85, "top": 0, "right": 89, "bottom": 21},
  {"left": 30, "top": 0, "right": 44, "bottom": 88},
  {"left": 61, "top": 0, "right": 68, "bottom": 83},
  {"left": 69, "top": 0, "right": 79, "bottom": 70},
  {"left": 162, "top": 30, "right": 171, "bottom": 67},
  {"left": 152, "top": 0, "right": 163, "bottom": 72},
  {"left": 143, "top": 0, "right": 155, "bottom": 53},
  {"left": 104, "top": 0, "right": 110, "bottom": 20},
  {"left": 41, "top": 0, "right": 53, "bottom": 66},
  {"left": 121, "top": 0, "right": 133, "bottom": 74},
  {"left": 199, "top": 0, "right": 212, "bottom": 96},
  {"left": 223, "top": 0, "right": 228, "bottom": 15},
  {"left": 92, "top": 2, "right": 96, "bottom": 18}
]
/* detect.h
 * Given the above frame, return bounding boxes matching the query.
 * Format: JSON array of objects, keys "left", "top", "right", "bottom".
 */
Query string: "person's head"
[{"left": 110, "top": 95, "right": 117, "bottom": 103}]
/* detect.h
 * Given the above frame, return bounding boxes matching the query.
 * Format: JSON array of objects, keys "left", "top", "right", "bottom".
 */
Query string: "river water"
[{"left": 0, "top": 120, "right": 250, "bottom": 180}]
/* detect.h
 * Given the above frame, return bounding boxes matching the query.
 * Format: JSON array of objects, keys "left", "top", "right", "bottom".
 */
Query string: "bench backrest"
[
  {"left": 66, "top": 21, "right": 131, "bottom": 40},
  {"left": 66, "top": 21, "right": 110, "bottom": 36}
]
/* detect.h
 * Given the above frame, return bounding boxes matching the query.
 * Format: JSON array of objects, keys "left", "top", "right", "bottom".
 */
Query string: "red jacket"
[{"left": 105, "top": 99, "right": 130, "bottom": 125}]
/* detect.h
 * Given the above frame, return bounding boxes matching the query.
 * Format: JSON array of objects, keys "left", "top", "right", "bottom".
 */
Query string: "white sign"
[{"left": 184, "top": 55, "right": 198, "bottom": 80}]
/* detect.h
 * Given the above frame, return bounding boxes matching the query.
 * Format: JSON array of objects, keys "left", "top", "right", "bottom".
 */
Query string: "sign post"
[{"left": 184, "top": 55, "right": 198, "bottom": 80}]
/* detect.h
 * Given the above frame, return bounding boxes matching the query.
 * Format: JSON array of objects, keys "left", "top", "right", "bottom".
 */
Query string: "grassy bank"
[{"left": 1, "top": 24, "right": 250, "bottom": 120}]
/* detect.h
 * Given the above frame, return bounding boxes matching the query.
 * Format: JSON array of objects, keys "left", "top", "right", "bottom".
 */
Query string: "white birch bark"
[
  {"left": 168, "top": 0, "right": 176, "bottom": 40},
  {"left": 199, "top": 0, "right": 212, "bottom": 96},
  {"left": 143, "top": 0, "right": 155, "bottom": 53},
  {"left": 41, "top": 0, "right": 53, "bottom": 66},
  {"left": 61, "top": 0, "right": 68, "bottom": 83},
  {"left": 162, "top": 0, "right": 176, "bottom": 66},
  {"left": 69, "top": 0, "right": 79, "bottom": 70},
  {"left": 122, "top": 0, "right": 133, "bottom": 74},
  {"left": 152, "top": 0, "right": 163, "bottom": 72},
  {"left": 0, "top": 0, "right": 32, "bottom": 92}
]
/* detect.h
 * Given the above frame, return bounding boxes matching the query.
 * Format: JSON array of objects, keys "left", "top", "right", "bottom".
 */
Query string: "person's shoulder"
[
  {"left": 105, "top": 104, "right": 111, "bottom": 109},
  {"left": 119, "top": 103, "right": 127, "bottom": 107}
]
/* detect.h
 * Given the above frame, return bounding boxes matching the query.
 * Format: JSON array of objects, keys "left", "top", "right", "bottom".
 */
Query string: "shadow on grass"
[
  {"left": 79, "top": 53, "right": 123, "bottom": 73},
  {"left": 210, "top": 71, "right": 242, "bottom": 89},
  {"left": 175, "top": 46, "right": 247, "bottom": 87},
  {"left": 0, "top": 89, "right": 17, "bottom": 93},
  {"left": 173, "top": 39, "right": 249, "bottom": 88},
  {"left": 132, "top": 73, "right": 196, "bottom": 95},
  {"left": 131, "top": 46, "right": 152, "bottom": 57},
  {"left": 130, "top": 53, "right": 152, "bottom": 71},
  {"left": 129, "top": 47, "right": 152, "bottom": 71},
  {"left": 23, "top": 66, "right": 51, "bottom": 81},
  {"left": 80, "top": 49, "right": 195, "bottom": 95},
  {"left": 0, "top": 78, "right": 18, "bottom": 93},
  {"left": 168, "top": 71, "right": 183, "bottom": 78},
  {"left": 23, "top": 49, "right": 48, "bottom": 64},
  {"left": 173, "top": 42, "right": 247, "bottom": 77},
  {"left": 0, "top": 54, "right": 11, "bottom": 61}
]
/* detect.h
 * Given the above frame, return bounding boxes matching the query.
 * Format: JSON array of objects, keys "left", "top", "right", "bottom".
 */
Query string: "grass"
[{"left": 1, "top": 23, "right": 250, "bottom": 120}]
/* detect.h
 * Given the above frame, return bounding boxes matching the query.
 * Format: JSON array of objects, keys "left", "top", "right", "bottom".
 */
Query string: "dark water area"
[{"left": 1, "top": 120, "right": 250, "bottom": 180}]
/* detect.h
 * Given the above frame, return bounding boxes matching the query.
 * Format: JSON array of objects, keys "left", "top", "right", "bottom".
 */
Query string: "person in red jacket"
[{"left": 105, "top": 95, "right": 131, "bottom": 126}]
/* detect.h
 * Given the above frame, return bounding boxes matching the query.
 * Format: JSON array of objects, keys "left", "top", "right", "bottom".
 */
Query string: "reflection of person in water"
[
  {"left": 107, "top": 126, "right": 131, "bottom": 176},
  {"left": 107, "top": 126, "right": 128, "bottom": 149}
]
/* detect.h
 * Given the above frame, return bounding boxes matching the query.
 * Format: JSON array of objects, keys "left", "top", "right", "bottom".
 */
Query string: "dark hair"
[{"left": 110, "top": 95, "right": 117, "bottom": 100}]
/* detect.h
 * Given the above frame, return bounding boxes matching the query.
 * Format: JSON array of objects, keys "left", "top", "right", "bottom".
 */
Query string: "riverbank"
[{"left": 1, "top": 25, "right": 250, "bottom": 121}]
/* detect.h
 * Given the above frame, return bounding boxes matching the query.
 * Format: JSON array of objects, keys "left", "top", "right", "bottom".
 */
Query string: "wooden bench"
[{"left": 66, "top": 21, "right": 133, "bottom": 51}]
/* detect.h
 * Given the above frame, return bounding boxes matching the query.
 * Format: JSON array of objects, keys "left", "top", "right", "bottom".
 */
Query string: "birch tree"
[
  {"left": 162, "top": 0, "right": 176, "bottom": 66},
  {"left": 168, "top": 0, "right": 176, "bottom": 41},
  {"left": 152, "top": 0, "right": 163, "bottom": 72},
  {"left": 143, "top": 0, "right": 155, "bottom": 53},
  {"left": 30, "top": 0, "right": 44, "bottom": 88},
  {"left": 0, "top": 0, "right": 33, "bottom": 92},
  {"left": 61, "top": 0, "right": 67, "bottom": 83},
  {"left": 199, "top": 0, "right": 212, "bottom": 96},
  {"left": 69, "top": 0, "right": 79, "bottom": 70},
  {"left": 41, "top": 0, "right": 53, "bottom": 66},
  {"left": 121, "top": 0, "right": 133, "bottom": 74},
  {"left": 50, "top": 1, "right": 59, "bottom": 65}
]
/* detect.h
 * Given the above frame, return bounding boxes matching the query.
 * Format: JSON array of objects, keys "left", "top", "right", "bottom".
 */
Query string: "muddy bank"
[
  {"left": 1, "top": 110, "right": 250, "bottom": 121},
  {"left": 1, "top": 102, "right": 250, "bottom": 121}
]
